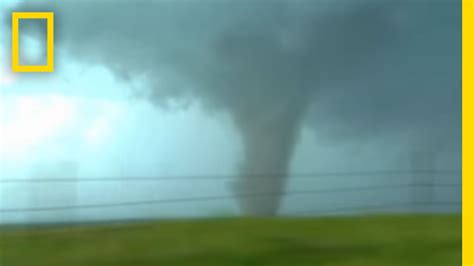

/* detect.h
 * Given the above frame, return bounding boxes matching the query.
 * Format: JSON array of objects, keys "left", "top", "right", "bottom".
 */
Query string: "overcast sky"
[{"left": 0, "top": 0, "right": 461, "bottom": 223}]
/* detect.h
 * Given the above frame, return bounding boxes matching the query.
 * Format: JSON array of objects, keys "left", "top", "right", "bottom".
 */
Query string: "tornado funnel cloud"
[
  {"left": 11, "top": 0, "right": 405, "bottom": 217},
  {"left": 232, "top": 101, "right": 308, "bottom": 216}
]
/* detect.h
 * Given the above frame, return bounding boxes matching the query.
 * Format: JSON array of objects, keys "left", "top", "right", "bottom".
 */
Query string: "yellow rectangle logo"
[{"left": 11, "top": 12, "right": 54, "bottom": 73}]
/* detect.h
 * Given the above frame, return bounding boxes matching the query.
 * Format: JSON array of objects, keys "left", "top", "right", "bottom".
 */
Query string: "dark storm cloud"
[
  {"left": 308, "top": 2, "right": 460, "bottom": 153},
  {"left": 10, "top": 0, "right": 461, "bottom": 215}
]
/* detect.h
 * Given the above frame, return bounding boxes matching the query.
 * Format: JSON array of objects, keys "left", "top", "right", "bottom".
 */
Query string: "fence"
[{"left": 0, "top": 169, "right": 461, "bottom": 224}]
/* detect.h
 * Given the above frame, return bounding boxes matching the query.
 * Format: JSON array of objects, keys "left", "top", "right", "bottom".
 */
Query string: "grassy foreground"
[{"left": 0, "top": 215, "right": 461, "bottom": 266}]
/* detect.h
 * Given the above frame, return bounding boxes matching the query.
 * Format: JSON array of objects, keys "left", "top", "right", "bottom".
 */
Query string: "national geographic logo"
[{"left": 10, "top": 12, "right": 55, "bottom": 73}]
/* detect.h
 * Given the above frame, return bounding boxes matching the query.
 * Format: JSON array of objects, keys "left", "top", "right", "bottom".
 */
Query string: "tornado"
[
  {"left": 231, "top": 98, "right": 310, "bottom": 216},
  {"left": 11, "top": 0, "right": 396, "bottom": 216}
]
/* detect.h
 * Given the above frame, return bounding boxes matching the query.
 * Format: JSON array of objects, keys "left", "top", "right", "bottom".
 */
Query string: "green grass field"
[{"left": 0, "top": 215, "right": 461, "bottom": 266}]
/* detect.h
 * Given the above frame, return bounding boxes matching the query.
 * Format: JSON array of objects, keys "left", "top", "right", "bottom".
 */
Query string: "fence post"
[{"left": 411, "top": 151, "right": 436, "bottom": 210}]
